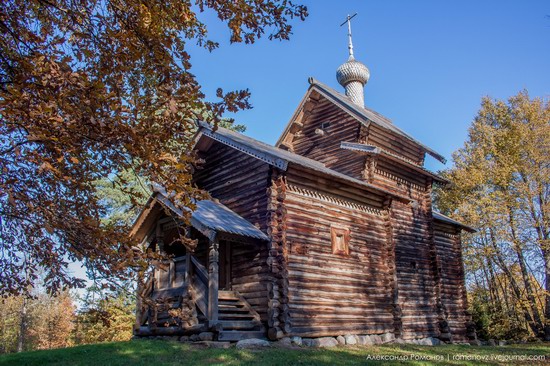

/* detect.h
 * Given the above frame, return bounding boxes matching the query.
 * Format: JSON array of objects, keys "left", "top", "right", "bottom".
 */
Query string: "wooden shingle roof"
[{"left": 131, "top": 190, "right": 269, "bottom": 243}]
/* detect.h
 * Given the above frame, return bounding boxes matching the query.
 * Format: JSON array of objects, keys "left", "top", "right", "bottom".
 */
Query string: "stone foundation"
[{"left": 134, "top": 333, "right": 472, "bottom": 347}]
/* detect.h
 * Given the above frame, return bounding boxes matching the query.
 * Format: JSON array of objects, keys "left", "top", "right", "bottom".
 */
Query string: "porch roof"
[{"left": 132, "top": 191, "right": 270, "bottom": 243}]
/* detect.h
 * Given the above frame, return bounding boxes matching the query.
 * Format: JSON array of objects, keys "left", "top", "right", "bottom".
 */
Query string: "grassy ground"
[{"left": 0, "top": 339, "right": 548, "bottom": 366}]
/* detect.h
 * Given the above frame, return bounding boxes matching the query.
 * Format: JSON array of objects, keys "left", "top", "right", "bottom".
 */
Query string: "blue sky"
[{"left": 189, "top": 0, "right": 550, "bottom": 171}]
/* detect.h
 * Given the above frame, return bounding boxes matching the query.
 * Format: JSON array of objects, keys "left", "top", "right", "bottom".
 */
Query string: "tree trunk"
[
  {"left": 508, "top": 209, "right": 544, "bottom": 337},
  {"left": 544, "top": 250, "right": 550, "bottom": 341},
  {"left": 17, "top": 296, "right": 27, "bottom": 353},
  {"left": 488, "top": 228, "right": 539, "bottom": 336}
]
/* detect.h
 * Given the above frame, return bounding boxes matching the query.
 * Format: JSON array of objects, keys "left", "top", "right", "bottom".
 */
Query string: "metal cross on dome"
[{"left": 340, "top": 13, "right": 358, "bottom": 59}]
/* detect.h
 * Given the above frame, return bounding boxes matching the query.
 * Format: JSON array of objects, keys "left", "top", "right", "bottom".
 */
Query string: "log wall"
[
  {"left": 433, "top": 221, "right": 470, "bottom": 342},
  {"left": 390, "top": 200, "right": 440, "bottom": 340},
  {"left": 190, "top": 128, "right": 470, "bottom": 342},
  {"left": 289, "top": 98, "right": 366, "bottom": 179},
  {"left": 230, "top": 240, "right": 270, "bottom": 322},
  {"left": 367, "top": 124, "right": 425, "bottom": 165},
  {"left": 194, "top": 142, "right": 270, "bottom": 232},
  {"left": 284, "top": 166, "right": 395, "bottom": 338}
]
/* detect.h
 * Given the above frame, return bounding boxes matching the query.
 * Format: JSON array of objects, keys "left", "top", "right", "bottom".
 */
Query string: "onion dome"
[
  {"left": 336, "top": 56, "right": 370, "bottom": 88},
  {"left": 336, "top": 56, "right": 370, "bottom": 107},
  {"left": 337, "top": 14, "right": 370, "bottom": 107}
]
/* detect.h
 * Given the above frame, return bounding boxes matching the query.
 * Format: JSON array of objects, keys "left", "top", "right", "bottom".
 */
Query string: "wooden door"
[{"left": 219, "top": 241, "right": 232, "bottom": 290}]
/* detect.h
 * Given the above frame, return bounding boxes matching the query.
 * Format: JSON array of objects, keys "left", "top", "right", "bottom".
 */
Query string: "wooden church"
[{"left": 130, "top": 25, "right": 476, "bottom": 344}]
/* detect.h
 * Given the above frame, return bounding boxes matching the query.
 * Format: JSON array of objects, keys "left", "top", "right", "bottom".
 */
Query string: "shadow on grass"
[{"left": 0, "top": 340, "right": 548, "bottom": 366}]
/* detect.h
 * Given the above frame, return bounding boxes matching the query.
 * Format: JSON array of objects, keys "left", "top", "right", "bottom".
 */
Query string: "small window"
[{"left": 331, "top": 226, "right": 350, "bottom": 255}]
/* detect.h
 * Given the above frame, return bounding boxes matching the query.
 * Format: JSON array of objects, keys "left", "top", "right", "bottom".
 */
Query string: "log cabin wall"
[
  {"left": 390, "top": 199, "right": 440, "bottom": 340},
  {"left": 194, "top": 141, "right": 270, "bottom": 232},
  {"left": 230, "top": 240, "right": 270, "bottom": 322},
  {"left": 193, "top": 142, "right": 272, "bottom": 320},
  {"left": 288, "top": 96, "right": 366, "bottom": 179},
  {"left": 283, "top": 166, "right": 396, "bottom": 338},
  {"left": 367, "top": 124, "right": 425, "bottom": 166},
  {"left": 190, "top": 228, "right": 209, "bottom": 266},
  {"left": 433, "top": 221, "right": 470, "bottom": 342},
  {"left": 371, "top": 158, "right": 429, "bottom": 200}
]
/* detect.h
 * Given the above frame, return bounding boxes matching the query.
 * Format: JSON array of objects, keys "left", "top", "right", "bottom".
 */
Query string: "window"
[
  {"left": 320, "top": 121, "right": 331, "bottom": 130},
  {"left": 331, "top": 226, "right": 350, "bottom": 255}
]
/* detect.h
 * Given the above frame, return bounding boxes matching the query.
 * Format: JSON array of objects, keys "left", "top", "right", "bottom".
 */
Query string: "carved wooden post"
[
  {"left": 134, "top": 276, "right": 143, "bottom": 334},
  {"left": 208, "top": 238, "right": 219, "bottom": 327},
  {"left": 185, "top": 252, "right": 191, "bottom": 285},
  {"left": 156, "top": 221, "right": 165, "bottom": 254},
  {"left": 185, "top": 229, "right": 192, "bottom": 284}
]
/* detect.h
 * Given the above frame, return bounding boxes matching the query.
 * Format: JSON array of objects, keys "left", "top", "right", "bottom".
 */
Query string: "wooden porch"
[{"left": 132, "top": 195, "right": 270, "bottom": 341}]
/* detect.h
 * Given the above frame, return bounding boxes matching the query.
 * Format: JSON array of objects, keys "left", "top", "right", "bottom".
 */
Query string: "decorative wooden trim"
[
  {"left": 208, "top": 239, "right": 219, "bottom": 327},
  {"left": 161, "top": 220, "right": 185, "bottom": 232},
  {"left": 375, "top": 168, "right": 427, "bottom": 192},
  {"left": 287, "top": 184, "right": 383, "bottom": 216},
  {"left": 437, "top": 232, "right": 461, "bottom": 239}
]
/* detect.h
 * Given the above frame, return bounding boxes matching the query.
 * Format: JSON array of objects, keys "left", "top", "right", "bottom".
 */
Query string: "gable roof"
[
  {"left": 433, "top": 211, "right": 477, "bottom": 233},
  {"left": 196, "top": 121, "right": 411, "bottom": 203},
  {"left": 131, "top": 191, "right": 269, "bottom": 243},
  {"left": 276, "top": 78, "right": 446, "bottom": 164}
]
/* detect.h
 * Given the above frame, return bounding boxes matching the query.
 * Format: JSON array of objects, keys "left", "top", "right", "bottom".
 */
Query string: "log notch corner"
[
  {"left": 382, "top": 195, "right": 403, "bottom": 339},
  {"left": 266, "top": 167, "right": 290, "bottom": 340}
]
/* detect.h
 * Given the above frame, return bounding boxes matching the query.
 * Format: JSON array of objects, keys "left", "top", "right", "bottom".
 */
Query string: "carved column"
[
  {"left": 208, "top": 238, "right": 219, "bottom": 327},
  {"left": 156, "top": 221, "right": 165, "bottom": 254}
]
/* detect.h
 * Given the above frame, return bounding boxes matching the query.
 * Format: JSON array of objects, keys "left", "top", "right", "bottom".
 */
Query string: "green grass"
[{"left": 0, "top": 340, "right": 548, "bottom": 366}]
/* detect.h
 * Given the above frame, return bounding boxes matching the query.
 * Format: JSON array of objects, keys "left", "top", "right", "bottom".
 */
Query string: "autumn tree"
[
  {"left": 0, "top": 290, "right": 75, "bottom": 353},
  {"left": 26, "top": 291, "right": 75, "bottom": 350},
  {"left": 0, "top": 296, "right": 24, "bottom": 353},
  {"left": 436, "top": 91, "right": 550, "bottom": 340},
  {"left": 74, "top": 286, "right": 135, "bottom": 344},
  {"left": 0, "top": 0, "right": 307, "bottom": 295}
]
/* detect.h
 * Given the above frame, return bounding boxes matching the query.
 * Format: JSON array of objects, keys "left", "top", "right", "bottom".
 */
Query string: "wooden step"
[
  {"left": 219, "top": 320, "right": 261, "bottom": 330},
  {"left": 219, "top": 313, "right": 256, "bottom": 319},
  {"left": 218, "top": 300, "right": 244, "bottom": 306},
  {"left": 218, "top": 291, "right": 240, "bottom": 301},
  {"left": 218, "top": 305, "right": 250, "bottom": 312},
  {"left": 217, "top": 331, "right": 267, "bottom": 342}
]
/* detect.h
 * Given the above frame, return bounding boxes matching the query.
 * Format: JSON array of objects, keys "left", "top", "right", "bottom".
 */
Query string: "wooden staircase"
[{"left": 216, "top": 290, "right": 266, "bottom": 341}]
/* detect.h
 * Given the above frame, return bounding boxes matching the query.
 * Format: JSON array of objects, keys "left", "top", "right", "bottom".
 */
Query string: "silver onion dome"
[
  {"left": 336, "top": 56, "right": 370, "bottom": 88},
  {"left": 336, "top": 56, "right": 370, "bottom": 107}
]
